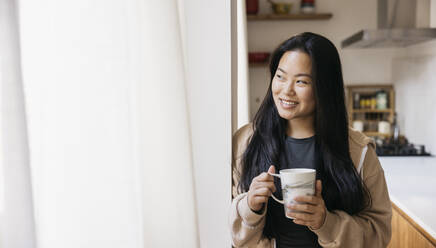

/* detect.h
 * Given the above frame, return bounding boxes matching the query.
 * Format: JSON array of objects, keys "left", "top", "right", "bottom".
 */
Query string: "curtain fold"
[
  {"left": 237, "top": 0, "right": 251, "bottom": 128},
  {"left": 0, "top": 0, "right": 37, "bottom": 247},
  {"left": 137, "top": 1, "right": 199, "bottom": 247},
  {"left": 16, "top": 0, "right": 199, "bottom": 247}
]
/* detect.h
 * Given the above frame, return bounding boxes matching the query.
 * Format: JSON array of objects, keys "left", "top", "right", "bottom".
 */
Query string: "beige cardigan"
[{"left": 229, "top": 123, "right": 392, "bottom": 248}]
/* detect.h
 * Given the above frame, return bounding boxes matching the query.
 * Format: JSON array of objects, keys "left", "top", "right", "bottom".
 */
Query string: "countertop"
[{"left": 379, "top": 157, "right": 436, "bottom": 239}]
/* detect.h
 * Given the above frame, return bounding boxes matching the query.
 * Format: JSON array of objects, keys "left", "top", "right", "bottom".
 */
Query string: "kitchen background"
[
  {"left": 242, "top": 0, "right": 436, "bottom": 247},
  {"left": 246, "top": 0, "right": 436, "bottom": 156}
]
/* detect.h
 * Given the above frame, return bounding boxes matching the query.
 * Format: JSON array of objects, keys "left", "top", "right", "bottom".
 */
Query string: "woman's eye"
[
  {"left": 297, "top": 80, "right": 308, "bottom": 85},
  {"left": 276, "top": 74, "right": 283, "bottom": 79}
]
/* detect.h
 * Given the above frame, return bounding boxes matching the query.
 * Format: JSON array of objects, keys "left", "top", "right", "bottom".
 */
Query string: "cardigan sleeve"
[
  {"left": 228, "top": 124, "right": 272, "bottom": 248},
  {"left": 311, "top": 144, "right": 392, "bottom": 248}
]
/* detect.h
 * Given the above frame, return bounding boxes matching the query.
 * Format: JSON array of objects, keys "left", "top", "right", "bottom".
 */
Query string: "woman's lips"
[{"left": 280, "top": 98, "right": 298, "bottom": 109}]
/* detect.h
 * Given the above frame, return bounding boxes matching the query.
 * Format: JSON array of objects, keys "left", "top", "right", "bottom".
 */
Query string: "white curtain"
[
  {"left": 2, "top": 0, "right": 232, "bottom": 247},
  {"left": 16, "top": 0, "right": 199, "bottom": 247},
  {"left": 135, "top": 1, "right": 199, "bottom": 247},
  {"left": 0, "top": 0, "right": 37, "bottom": 247},
  {"left": 237, "top": 0, "right": 251, "bottom": 128},
  {"left": 180, "top": 0, "right": 232, "bottom": 247}
]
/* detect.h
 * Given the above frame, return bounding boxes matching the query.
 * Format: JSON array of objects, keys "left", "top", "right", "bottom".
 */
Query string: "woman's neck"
[{"left": 287, "top": 116, "right": 315, "bottom": 139}]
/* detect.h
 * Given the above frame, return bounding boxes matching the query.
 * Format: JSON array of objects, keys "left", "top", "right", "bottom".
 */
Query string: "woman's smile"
[{"left": 279, "top": 98, "right": 299, "bottom": 109}]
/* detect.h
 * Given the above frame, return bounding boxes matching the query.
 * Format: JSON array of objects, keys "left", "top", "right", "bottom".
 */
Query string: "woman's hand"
[
  {"left": 287, "top": 180, "right": 327, "bottom": 230},
  {"left": 247, "top": 165, "right": 277, "bottom": 213}
]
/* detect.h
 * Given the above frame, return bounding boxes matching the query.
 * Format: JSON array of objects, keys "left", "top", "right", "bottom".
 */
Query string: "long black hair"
[{"left": 237, "top": 32, "right": 371, "bottom": 239}]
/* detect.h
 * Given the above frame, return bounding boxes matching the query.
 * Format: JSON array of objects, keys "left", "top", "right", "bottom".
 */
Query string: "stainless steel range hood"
[{"left": 341, "top": 0, "right": 436, "bottom": 48}]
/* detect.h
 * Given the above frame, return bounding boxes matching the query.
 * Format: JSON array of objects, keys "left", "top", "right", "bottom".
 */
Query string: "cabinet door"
[{"left": 388, "top": 203, "right": 436, "bottom": 248}]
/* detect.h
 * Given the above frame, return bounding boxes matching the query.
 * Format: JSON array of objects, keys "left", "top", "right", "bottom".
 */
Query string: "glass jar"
[{"left": 376, "top": 91, "right": 387, "bottom": 109}]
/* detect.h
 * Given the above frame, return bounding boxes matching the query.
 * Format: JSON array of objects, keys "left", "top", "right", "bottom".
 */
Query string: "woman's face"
[{"left": 272, "top": 50, "right": 316, "bottom": 122}]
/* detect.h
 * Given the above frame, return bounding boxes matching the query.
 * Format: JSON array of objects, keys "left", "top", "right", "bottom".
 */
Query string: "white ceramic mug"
[{"left": 268, "top": 168, "right": 316, "bottom": 219}]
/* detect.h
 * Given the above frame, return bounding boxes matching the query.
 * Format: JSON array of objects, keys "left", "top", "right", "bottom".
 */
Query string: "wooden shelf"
[
  {"left": 247, "top": 13, "right": 333, "bottom": 21},
  {"left": 352, "top": 109, "right": 393, "bottom": 113},
  {"left": 364, "top": 132, "right": 391, "bottom": 137},
  {"left": 346, "top": 84, "right": 396, "bottom": 131},
  {"left": 361, "top": 119, "right": 389, "bottom": 123}
]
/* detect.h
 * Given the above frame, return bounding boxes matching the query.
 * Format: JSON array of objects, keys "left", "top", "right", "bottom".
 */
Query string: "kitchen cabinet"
[
  {"left": 388, "top": 202, "right": 436, "bottom": 248},
  {"left": 346, "top": 85, "right": 395, "bottom": 138},
  {"left": 381, "top": 157, "right": 436, "bottom": 248}
]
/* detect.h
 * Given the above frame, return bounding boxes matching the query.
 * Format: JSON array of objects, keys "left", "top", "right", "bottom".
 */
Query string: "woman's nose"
[{"left": 284, "top": 81, "right": 296, "bottom": 94}]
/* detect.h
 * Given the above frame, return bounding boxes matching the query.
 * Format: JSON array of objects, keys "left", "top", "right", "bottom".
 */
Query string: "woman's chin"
[{"left": 278, "top": 112, "right": 296, "bottom": 120}]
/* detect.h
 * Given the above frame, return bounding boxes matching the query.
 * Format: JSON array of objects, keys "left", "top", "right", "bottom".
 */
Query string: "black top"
[{"left": 268, "top": 135, "right": 322, "bottom": 248}]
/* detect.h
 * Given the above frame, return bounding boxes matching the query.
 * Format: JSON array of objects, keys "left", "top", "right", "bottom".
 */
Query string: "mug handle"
[{"left": 267, "top": 172, "right": 284, "bottom": 205}]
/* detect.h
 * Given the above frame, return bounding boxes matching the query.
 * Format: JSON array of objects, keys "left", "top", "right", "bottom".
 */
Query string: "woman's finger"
[
  {"left": 315, "top": 180, "right": 322, "bottom": 197},
  {"left": 293, "top": 195, "right": 319, "bottom": 205},
  {"left": 253, "top": 187, "right": 273, "bottom": 197},
  {"left": 252, "top": 195, "right": 269, "bottom": 205},
  {"left": 255, "top": 172, "right": 274, "bottom": 182},
  {"left": 252, "top": 181, "right": 276, "bottom": 193},
  {"left": 287, "top": 212, "right": 314, "bottom": 222},
  {"left": 292, "top": 218, "right": 313, "bottom": 226},
  {"left": 287, "top": 203, "right": 316, "bottom": 214}
]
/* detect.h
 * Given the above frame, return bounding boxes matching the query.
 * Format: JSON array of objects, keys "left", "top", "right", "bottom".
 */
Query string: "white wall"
[
  {"left": 247, "top": 0, "right": 401, "bottom": 118},
  {"left": 391, "top": 40, "right": 436, "bottom": 155},
  {"left": 180, "top": 0, "right": 232, "bottom": 247},
  {"left": 385, "top": 0, "right": 436, "bottom": 154}
]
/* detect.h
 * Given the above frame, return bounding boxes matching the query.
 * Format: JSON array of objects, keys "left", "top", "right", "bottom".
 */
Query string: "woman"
[{"left": 229, "top": 32, "right": 392, "bottom": 248}]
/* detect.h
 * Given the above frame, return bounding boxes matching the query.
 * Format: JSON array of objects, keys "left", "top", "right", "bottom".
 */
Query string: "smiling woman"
[
  {"left": 272, "top": 51, "right": 316, "bottom": 138},
  {"left": 229, "top": 32, "right": 392, "bottom": 248}
]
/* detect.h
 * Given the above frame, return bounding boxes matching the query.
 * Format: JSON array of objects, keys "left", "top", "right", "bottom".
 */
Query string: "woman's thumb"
[
  {"left": 268, "top": 165, "right": 276, "bottom": 174},
  {"left": 315, "top": 180, "right": 322, "bottom": 197}
]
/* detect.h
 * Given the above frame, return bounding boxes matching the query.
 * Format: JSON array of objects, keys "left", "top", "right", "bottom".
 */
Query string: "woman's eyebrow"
[
  {"left": 278, "top": 68, "right": 312, "bottom": 78},
  {"left": 277, "top": 67, "right": 287, "bottom": 74},
  {"left": 294, "top": 73, "right": 312, "bottom": 78}
]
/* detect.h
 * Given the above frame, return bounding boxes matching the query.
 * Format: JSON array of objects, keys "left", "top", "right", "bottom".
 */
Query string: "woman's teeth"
[{"left": 281, "top": 99, "right": 298, "bottom": 106}]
